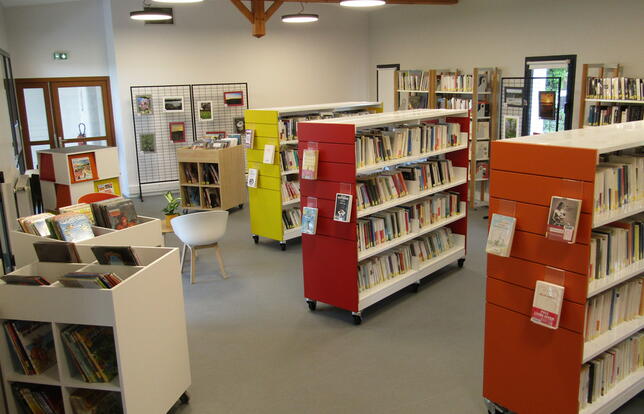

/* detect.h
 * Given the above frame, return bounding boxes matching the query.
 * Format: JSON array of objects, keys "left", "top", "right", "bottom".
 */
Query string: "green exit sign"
[{"left": 53, "top": 51, "right": 69, "bottom": 60}]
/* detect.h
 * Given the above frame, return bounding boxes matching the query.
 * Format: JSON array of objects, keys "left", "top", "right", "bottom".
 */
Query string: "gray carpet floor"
[{"left": 133, "top": 196, "right": 643, "bottom": 414}]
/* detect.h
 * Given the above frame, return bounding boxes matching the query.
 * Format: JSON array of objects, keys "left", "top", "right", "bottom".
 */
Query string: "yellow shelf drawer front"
[
  {"left": 249, "top": 188, "right": 283, "bottom": 241},
  {"left": 246, "top": 122, "right": 279, "bottom": 139},
  {"left": 255, "top": 136, "right": 280, "bottom": 149},
  {"left": 248, "top": 161, "right": 281, "bottom": 178},
  {"left": 258, "top": 175, "right": 281, "bottom": 191},
  {"left": 245, "top": 110, "right": 278, "bottom": 125}
]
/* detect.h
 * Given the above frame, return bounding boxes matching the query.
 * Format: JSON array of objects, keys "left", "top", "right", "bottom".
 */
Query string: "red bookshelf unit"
[{"left": 299, "top": 109, "right": 470, "bottom": 324}]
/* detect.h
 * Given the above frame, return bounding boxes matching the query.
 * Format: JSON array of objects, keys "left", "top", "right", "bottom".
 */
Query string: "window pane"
[
  {"left": 24, "top": 88, "right": 50, "bottom": 142},
  {"left": 64, "top": 139, "right": 107, "bottom": 147},
  {"left": 57, "top": 86, "right": 106, "bottom": 139},
  {"left": 31, "top": 144, "right": 50, "bottom": 169}
]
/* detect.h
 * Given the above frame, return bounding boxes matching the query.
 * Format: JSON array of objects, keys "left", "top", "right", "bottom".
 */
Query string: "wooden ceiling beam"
[{"left": 284, "top": 0, "right": 458, "bottom": 3}]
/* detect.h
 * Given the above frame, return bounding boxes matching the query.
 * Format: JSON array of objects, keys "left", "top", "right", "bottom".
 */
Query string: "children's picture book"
[
  {"left": 68, "top": 152, "right": 97, "bottom": 183},
  {"left": 301, "top": 206, "right": 318, "bottom": 235},
  {"left": 530, "top": 280, "right": 565, "bottom": 329},
  {"left": 55, "top": 213, "right": 95, "bottom": 242},
  {"left": 546, "top": 196, "right": 582, "bottom": 243},
  {"left": 247, "top": 168, "right": 258, "bottom": 188},
  {"left": 93, "top": 178, "right": 121, "bottom": 196},
  {"left": 333, "top": 193, "right": 353, "bottom": 223},
  {"left": 301, "top": 149, "right": 319, "bottom": 180},
  {"left": 263, "top": 144, "right": 276, "bottom": 164},
  {"left": 59, "top": 203, "right": 96, "bottom": 224},
  {"left": 91, "top": 246, "right": 140, "bottom": 266},
  {"left": 105, "top": 199, "right": 138, "bottom": 230},
  {"left": 1, "top": 275, "right": 50, "bottom": 286},
  {"left": 33, "top": 241, "right": 81, "bottom": 263},
  {"left": 4, "top": 321, "right": 57, "bottom": 375},
  {"left": 485, "top": 214, "right": 517, "bottom": 257}
]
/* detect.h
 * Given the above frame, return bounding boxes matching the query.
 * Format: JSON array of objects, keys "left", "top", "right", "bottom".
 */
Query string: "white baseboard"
[{"left": 126, "top": 181, "right": 180, "bottom": 198}]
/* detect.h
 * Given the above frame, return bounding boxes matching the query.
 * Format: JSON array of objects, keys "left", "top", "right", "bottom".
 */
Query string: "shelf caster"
[
  {"left": 411, "top": 280, "right": 421, "bottom": 293},
  {"left": 280, "top": 242, "right": 287, "bottom": 251},
  {"left": 252, "top": 235, "right": 259, "bottom": 244},
  {"left": 484, "top": 398, "right": 510, "bottom": 414},
  {"left": 457, "top": 258, "right": 465, "bottom": 268},
  {"left": 306, "top": 299, "right": 317, "bottom": 311},
  {"left": 352, "top": 312, "right": 362, "bottom": 325},
  {"left": 238, "top": 203, "right": 244, "bottom": 209},
  {"left": 179, "top": 391, "right": 190, "bottom": 405}
]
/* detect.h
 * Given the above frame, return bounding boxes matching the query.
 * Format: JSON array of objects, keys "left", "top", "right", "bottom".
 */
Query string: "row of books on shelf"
[
  {"left": 398, "top": 92, "right": 429, "bottom": 111},
  {"left": 594, "top": 153, "right": 644, "bottom": 215},
  {"left": 357, "top": 192, "right": 461, "bottom": 253},
  {"left": 191, "top": 136, "right": 240, "bottom": 149},
  {"left": 202, "top": 188, "right": 221, "bottom": 209},
  {"left": 17, "top": 198, "right": 139, "bottom": 242},
  {"left": 283, "top": 207, "right": 302, "bottom": 230},
  {"left": 62, "top": 325, "right": 118, "bottom": 383},
  {"left": 280, "top": 149, "right": 299, "bottom": 171},
  {"left": 282, "top": 177, "right": 300, "bottom": 202},
  {"left": 472, "top": 142, "right": 489, "bottom": 160},
  {"left": 437, "top": 98, "right": 490, "bottom": 118},
  {"left": 586, "top": 76, "right": 644, "bottom": 101},
  {"left": 355, "top": 122, "right": 465, "bottom": 169},
  {"left": 11, "top": 383, "right": 122, "bottom": 414},
  {"left": 181, "top": 163, "right": 199, "bottom": 184},
  {"left": 182, "top": 161, "right": 222, "bottom": 185},
  {"left": 436, "top": 72, "right": 489, "bottom": 93},
  {"left": 277, "top": 110, "right": 373, "bottom": 142},
  {"left": 398, "top": 70, "right": 429, "bottom": 91},
  {"left": 202, "top": 163, "right": 220, "bottom": 185},
  {"left": 584, "top": 277, "right": 643, "bottom": 342},
  {"left": 590, "top": 217, "right": 643, "bottom": 281},
  {"left": 587, "top": 104, "right": 644, "bottom": 126},
  {"left": 357, "top": 227, "right": 455, "bottom": 292},
  {"left": 355, "top": 159, "right": 456, "bottom": 211},
  {"left": 579, "top": 331, "right": 644, "bottom": 408},
  {"left": 3, "top": 320, "right": 56, "bottom": 375}
]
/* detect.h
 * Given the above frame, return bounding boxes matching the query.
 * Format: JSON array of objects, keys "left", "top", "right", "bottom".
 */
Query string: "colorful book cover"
[
  {"left": 91, "top": 246, "right": 139, "bottom": 266},
  {"left": 301, "top": 207, "right": 318, "bottom": 235},
  {"left": 55, "top": 213, "right": 94, "bottom": 242},
  {"left": 546, "top": 196, "right": 582, "bottom": 243},
  {"left": 106, "top": 200, "right": 138, "bottom": 230},
  {"left": 301, "top": 149, "right": 319, "bottom": 180},
  {"left": 93, "top": 178, "right": 121, "bottom": 196},
  {"left": 11, "top": 321, "right": 56, "bottom": 375},
  {"left": 59, "top": 203, "right": 96, "bottom": 224},
  {"left": 485, "top": 214, "right": 517, "bottom": 257},
  {"left": 68, "top": 152, "right": 98, "bottom": 184}
]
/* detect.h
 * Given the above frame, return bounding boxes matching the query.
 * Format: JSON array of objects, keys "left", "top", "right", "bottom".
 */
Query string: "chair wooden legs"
[
  {"left": 213, "top": 243, "right": 228, "bottom": 279},
  {"left": 180, "top": 244, "right": 187, "bottom": 270},
  {"left": 190, "top": 247, "right": 196, "bottom": 285},
  {"left": 186, "top": 243, "right": 227, "bottom": 283}
]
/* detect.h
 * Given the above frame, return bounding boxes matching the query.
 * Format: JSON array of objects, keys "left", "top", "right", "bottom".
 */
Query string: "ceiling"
[{"left": 0, "top": 0, "right": 83, "bottom": 7}]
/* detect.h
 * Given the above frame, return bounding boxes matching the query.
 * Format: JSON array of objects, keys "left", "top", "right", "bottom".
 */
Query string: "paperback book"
[
  {"left": 485, "top": 214, "right": 517, "bottom": 257},
  {"left": 546, "top": 196, "right": 582, "bottom": 243},
  {"left": 333, "top": 193, "right": 353, "bottom": 223},
  {"left": 530, "top": 281, "right": 565, "bottom": 329},
  {"left": 301, "top": 206, "right": 318, "bottom": 235},
  {"left": 33, "top": 241, "right": 81, "bottom": 263}
]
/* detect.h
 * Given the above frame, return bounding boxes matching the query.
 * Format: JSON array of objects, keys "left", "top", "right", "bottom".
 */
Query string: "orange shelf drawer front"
[
  {"left": 491, "top": 141, "right": 598, "bottom": 182},
  {"left": 483, "top": 303, "right": 583, "bottom": 414},
  {"left": 510, "top": 231, "right": 591, "bottom": 275}
]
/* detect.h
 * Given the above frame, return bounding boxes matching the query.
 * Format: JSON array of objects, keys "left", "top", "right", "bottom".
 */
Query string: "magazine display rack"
[
  {"left": 299, "top": 109, "right": 470, "bottom": 324},
  {"left": 244, "top": 102, "right": 382, "bottom": 250},
  {"left": 483, "top": 121, "right": 644, "bottom": 414},
  {"left": 176, "top": 146, "right": 246, "bottom": 211},
  {"left": 10, "top": 216, "right": 163, "bottom": 268},
  {"left": 38, "top": 146, "right": 121, "bottom": 211},
  {"left": 0, "top": 246, "right": 191, "bottom": 414}
]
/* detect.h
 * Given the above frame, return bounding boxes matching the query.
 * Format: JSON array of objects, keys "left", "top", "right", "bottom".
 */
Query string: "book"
[
  {"left": 91, "top": 246, "right": 140, "bottom": 266},
  {"left": 279, "top": 149, "right": 299, "bottom": 172},
  {"left": 263, "top": 144, "right": 276, "bottom": 164},
  {"left": 333, "top": 193, "right": 353, "bottom": 223},
  {"left": 301, "top": 149, "right": 319, "bottom": 180},
  {"left": 104, "top": 199, "right": 138, "bottom": 230},
  {"left": 530, "top": 281, "right": 565, "bottom": 329},
  {"left": 59, "top": 203, "right": 95, "bottom": 224},
  {"left": 1, "top": 275, "right": 50, "bottom": 286},
  {"left": 51, "top": 213, "right": 95, "bottom": 243},
  {"left": 4, "top": 321, "right": 56, "bottom": 375},
  {"left": 546, "top": 196, "right": 582, "bottom": 243},
  {"left": 17, "top": 213, "right": 55, "bottom": 237},
  {"left": 11, "top": 383, "right": 63, "bottom": 414},
  {"left": 247, "top": 168, "right": 258, "bottom": 188},
  {"left": 244, "top": 129, "right": 255, "bottom": 148},
  {"left": 70, "top": 389, "right": 123, "bottom": 414},
  {"left": 475, "top": 161, "right": 489, "bottom": 179},
  {"left": 33, "top": 241, "right": 81, "bottom": 263},
  {"left": 60, "top": 325, "right": 118, "bottom": 383},
  {"left": 301, "top": 207, "right": 318, "bottom": 235},
  {"left": 282, "top": 207, "right": 302, "bottom": 230},
  {"left": 475, "top": 141, "right": 489, "bottom": 159},
  {"left": 584, "top": 277, "right": 642, "bottom": 341},
  {"left": 485, "top": 214, "right": 517, "bottom": 257}
]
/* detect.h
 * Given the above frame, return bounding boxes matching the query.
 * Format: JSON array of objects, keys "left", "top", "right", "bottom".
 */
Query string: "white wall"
[
  {"left": 368, "top": 0, "right": 644, "bottom": 127},
  {"left": 0, "top": 4, "right": 19, "bottom": 188}
]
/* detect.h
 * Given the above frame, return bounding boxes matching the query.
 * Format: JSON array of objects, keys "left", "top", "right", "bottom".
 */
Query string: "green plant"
[{"left": 163, "top": 191, "right": 181, "bottom": 216}]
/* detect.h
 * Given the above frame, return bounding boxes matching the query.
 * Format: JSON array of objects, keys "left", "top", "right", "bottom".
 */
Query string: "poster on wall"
[
  {"left": 504, "top": 87, "right": 524, "bottom": 108},
  {"left": 502, "top": 115, "right": 520, "bottom": 139},
  {"left": 224, "top": 91, "right": 244, "bottom": 107},
  {"left": 135, "top": 95, "right": 153, "bottom": 115},
  {"left": 539, "top": 91, "right": 556, "bottom": 120},
  {"left": 139, "top": 133, "right": 156, "bottom": 152},
  {"left": 198, "top": 101, "right": 213, "bottom": 121},
  {"left": 163, "top": 96, "right": 184, "bottom": 112},
  {"left": 169, "top": 122, "right": 186, "bottom": 142}
]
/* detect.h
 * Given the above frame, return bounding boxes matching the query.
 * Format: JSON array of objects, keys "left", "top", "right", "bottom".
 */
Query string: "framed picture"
[
  {"left": 94, "top": 177, "right": 121, "bottom": 195},
  {"left": 234, "top": 117, "right": 245, "bottom": 133},
  {"left": 504, "top": 87, "right": 524, "bottom": 108},
  {"left": 539, "top": 91, "right": 556, "bottom": 120},
  {"left": 198, "top": 101, "right": 213, "bottom": 121},
  {"left": 139, "top": 133, "right": 156, "bottom": 152},
  {"left": 68, "top": 152, "right": 98, "bottom": 184},
  {"left": 163, "top": 96, "right": 184, "bottom": 112},
  {"left": 502, "top": 115, "right": 520, "bottom": 139},
  {"left": 169, "top": 122, "right": 186, "bottom": 142},
  {"left": 224, "top": 91, "right": 244, "bottom": 107},
  {"left": 206, "top": 130, "right": 226, "bottom": 140},
  {"left": 135, "top": 95, "right": 153, "bottom": 115}
]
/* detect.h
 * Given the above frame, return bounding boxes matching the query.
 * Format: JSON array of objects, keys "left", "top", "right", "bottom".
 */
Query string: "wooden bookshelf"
[
  {"left": 244, "top": 102, "right": 382, "bottom": 250},
  {"left": 176, "top": 146, "right": 246, "bottom": 211},
  {"left": 483, "top": 121, "right": 644, "bottom": 414},
  {"left": 0, "top": 246, "right": 191, "bottom": 414},
  {"left": 298, "top": 109, "right": 470, "bottom": 324},
  {"left": 394, "top": 70, "right": 432, "bottom": 110}
]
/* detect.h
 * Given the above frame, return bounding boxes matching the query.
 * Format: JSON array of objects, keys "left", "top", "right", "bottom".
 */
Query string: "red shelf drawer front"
[
  {"left": 299, "top": 122, "right": 356, "bottom": 144},
  {"left": 314, "top": 162, "right": 356, "bottom": 183},
  {"left": 483, "top": 303, "right": 583, "bottom": 414},
  {"left": 316, "top": 217, "right": 356, "bottom": 241},
  {"left": 487, "top": 255, "right": 588, "bottom": 305},
  {"left": 486, "top": 278, "right": 585, "bottom": 333},
  {"left": 491, "top": 141, "right": 598, "bottom": 182},
  {"left": 298, "top": 142, "right": 355, "bottom": 165},
  {"left": 302, "top": 234, "right": 358, "bottom": 312},
  {"left": 489, "top": 198, "right": 592, "bottom": 245},
  {"left": 490, "top": 170, "right": 594, "bottom": 214},
  {"left": 511, "top": 231, "right": 590, "bottom": 275},
  {"left": 313, "top": 198, "right": 338, "bottom": 220},
  {"left": 300, "top": 180, "right": 357, "bottom": 201}
]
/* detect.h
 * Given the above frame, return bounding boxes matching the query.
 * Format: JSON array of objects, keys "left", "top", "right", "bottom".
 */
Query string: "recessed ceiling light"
[
  {"left": 282, "top": 13, "right": 320, "bottom": 23},
  {"left": 340, "top": 0, "right": 386, "bottom": 7},
  {"left": 130, "top": 8, "right": 173, "bottom": 21}
]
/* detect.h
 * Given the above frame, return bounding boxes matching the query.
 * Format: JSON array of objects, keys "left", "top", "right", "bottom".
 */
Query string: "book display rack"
[
  {"left": 394, "top": 70, "right": 431, "bottom": 110},
  {"left": 0, "top": 246, "right": 191, "bottom": 414},
  {"left": 244, "top": 102, "right": 382, "bottom": 250},
  {"left": 299, "top": 109, "right": 470, "bottom": 324},
  {"left": 483, "top": 121, "right": 644, "bottom": 414},
  {"left": 38, "top": 146, "right": 121, "bottom": 211},
  {"left": 176, "top": 146, "right": 246, "bottom": 211}
]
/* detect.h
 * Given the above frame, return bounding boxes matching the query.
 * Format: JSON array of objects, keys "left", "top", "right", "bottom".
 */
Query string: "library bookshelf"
[
  {"left": 483, "top": 121, "right": 644, "bottom": 414},
  {"left": 38, "top": 146, "right": 121, "bottom": 211},
  {"left": 394, "top": 70, "right": 432, "bottom": 110},
  {"left": 10, "top": 216, "right": 163, "bottom": 268},
  {"left": 176, "top": 146, "right": 246, "bottom": 211},
  {"left": 244, "top": 102, "right": 382, "bottom": 250},
  {"left": 298, "top": 109, "right": 470, "bottom": 324},
  {"left": 0, "top": 246, "right": 191, "bottom": 414}
]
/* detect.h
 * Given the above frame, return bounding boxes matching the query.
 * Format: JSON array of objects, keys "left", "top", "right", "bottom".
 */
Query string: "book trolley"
[
  {"left": 0, "top": 246, "right": 191, "bottom": 414},
  {"left": 176, "top": 146, "right": 246, "bottom": 211},
  {"left": 244, "top": 102, "right": 382, "bottom": 250},
  {"left": 483, "top": 121, "right": 644, "bottom": 414},
  {"left": 299, "top": 109, "right": 470, "bottom": 324}
]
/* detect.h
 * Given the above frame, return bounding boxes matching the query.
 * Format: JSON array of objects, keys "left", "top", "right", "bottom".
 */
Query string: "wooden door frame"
[{"left": 15, "top": 80, "right": 56, "bottom": 169}]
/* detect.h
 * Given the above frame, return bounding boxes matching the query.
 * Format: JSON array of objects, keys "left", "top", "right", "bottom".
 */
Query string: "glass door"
[{"left": 16, "top": 81, "right": 56, "bottom": 169}]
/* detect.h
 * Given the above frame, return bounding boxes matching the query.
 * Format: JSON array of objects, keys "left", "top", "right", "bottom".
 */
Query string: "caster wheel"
[
  {"left": 411, "top": 282, "right": 420, "bottom": 293},
  {"left": 352, "top": 314, "right": 362, "bottom": 325},
  {"left": 280, "top": 243, "right": 286, "bottom": 251},
  {"left": 458, "top": 258, "right": 465, "bottom": 268},
  {"left": 306, "top": 300, "right": 317, "bottom": 311},
  {"left": 252, "top": 235, "right": 259, "bottom": 244},
  {"left": 179, "top": 392, "right": 190, "bottom": 405},
  {"left": 239, "top": 204, "right": 244, "bottom": 209}
]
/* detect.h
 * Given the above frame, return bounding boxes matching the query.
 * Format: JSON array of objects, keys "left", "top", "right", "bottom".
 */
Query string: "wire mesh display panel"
[{"left": 130, "top": 83, "right": 249, "bottom": 198}]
